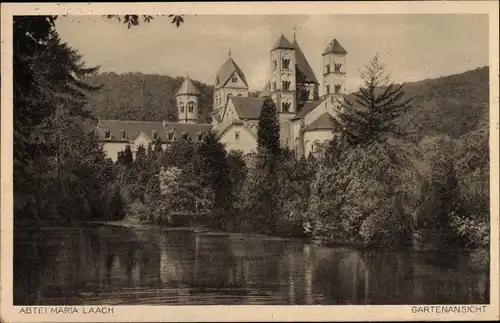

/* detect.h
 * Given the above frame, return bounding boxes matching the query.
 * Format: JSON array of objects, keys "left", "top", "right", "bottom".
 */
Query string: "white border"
[{"left": 1, "top": 2, "right": 499, "bottom": 322}]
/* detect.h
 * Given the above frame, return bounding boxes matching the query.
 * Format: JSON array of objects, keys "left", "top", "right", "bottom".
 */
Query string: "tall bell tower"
[
  {"left": 269, "top": 34, "right": 297, "bottom": 116},
  {"left": 322, "top": 39, "right": 347, "bottom": 108}
]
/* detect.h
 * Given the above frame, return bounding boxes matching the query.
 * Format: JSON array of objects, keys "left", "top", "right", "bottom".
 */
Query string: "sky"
[{"left": 55, "top": 14, "right": 489, "bottom": 92}]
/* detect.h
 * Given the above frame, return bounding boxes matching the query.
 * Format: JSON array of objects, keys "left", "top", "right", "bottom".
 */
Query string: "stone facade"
[{"left": 97, "top": 35, "right": 348, "bottom": 160}]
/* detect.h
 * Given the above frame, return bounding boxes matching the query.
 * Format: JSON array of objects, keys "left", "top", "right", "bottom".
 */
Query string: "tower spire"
[{"left": 293, "top": 25, "right": 299, "bottom": 41}]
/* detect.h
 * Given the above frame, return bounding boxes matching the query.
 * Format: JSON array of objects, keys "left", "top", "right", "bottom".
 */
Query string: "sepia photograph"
[{"left": 1, "top": 1, "right": 499, "bottom": 322}]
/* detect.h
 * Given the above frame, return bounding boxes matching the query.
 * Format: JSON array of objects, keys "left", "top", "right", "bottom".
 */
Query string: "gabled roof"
[
  {"left": 96, "top": 119, "right": 212, "bottom": 143},
  {"left": 230, "top": 96, "right": 265, "bottom": 120},
  {"left": 293, "top": 39, "right": 319, "bottom": 84},
  {"left": 271, "top": 34, "right": 294, "bottom": 51},
  {"left": 176, "top": 76, "right": 200, "bottom": 96},
  {"left": 304, "top": 112, "right": 334, "bottom": 131},
  {"left": 216, "top": 57, "right": 248, "bottom": 88},
  {"left": 293, "top": 98, "right": 326, "bottom": 119},
  {"left": 216, "top": 119, "right": 258, "bottom": 140},
  {"left": 322, "top": 39, "right": 347, "bottom": 55}
]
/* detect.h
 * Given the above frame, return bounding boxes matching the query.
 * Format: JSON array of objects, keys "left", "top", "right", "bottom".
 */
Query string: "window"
[
  {"left": 168, "top": 132, "right": 175, "bottom": 141},
  {"left": 272, "top": 82, "right": 276, "bottom": 91},
  {"left": 326, "top": 85, "right": 330, "bottom": 94},
  {"left": 235, "top": 131, "right": 240, "bottom": 140},
  {"left": 152, "top": 130, "right": 158, "bottom": 140},
  {"left": 121, "top": 129, "right": 126, "bottom": 140},
  {"left": 282, "top": 102, "right": 291, "bottom": 113},
  {"left": 105, "top": 129, "right": 111, "bottom": 139},
  {"left": 282, "top": 80, "right": 291, "bottom": 90},
  {"left": 231, "top": 75, "right": 238, "bottom": 83},
  {"left": 181, "top": 132, "right": 189, "bottom": 140},
  {"left": 216, "top": 76, "right": 219, "bottom": 85},
  {"left": 325, "top": 64, "right": 331, "bottom": 73},
  {"left": 187, "top": 102, "right": 195, "bottom": 113},
  {"left": 335, "top": 84, "right": 341, "bottom": 94},
  {"left": 334, "top": 63, "right": 342, "bottom": 72},
  {"left": 282, "top": 58, "right": 290, "bottom": 69},
  {"left": 197, "top": 132, "right": 204, "bottom": 141},
  {"left": 180, "top": 105, "right": 185, "bottom": 113}
]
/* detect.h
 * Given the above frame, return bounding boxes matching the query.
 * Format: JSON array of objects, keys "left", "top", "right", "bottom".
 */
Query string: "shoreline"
[{"left": 13, "top": 219, "right": 489, "bottom": 254}]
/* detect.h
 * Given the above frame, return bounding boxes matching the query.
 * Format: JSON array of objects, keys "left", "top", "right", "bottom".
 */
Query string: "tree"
[
  {"left": 194, "top": 133, "right": 232, "bottom": 211},
  {"left": 257, "top": 97, "right": 281, "bottom": 172},
  {"left": 13, "top": 16, "right": 120, "bottom": 223},
  {"left": 104, "top": 15, "right": 185, "bottom": 28},
  {"left": 333, "top": 53, "right": 413, "bottom": 146}
]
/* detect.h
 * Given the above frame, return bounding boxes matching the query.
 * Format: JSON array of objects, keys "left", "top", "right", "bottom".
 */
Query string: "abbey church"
[{"left": 97, "top": 34, "right": 348, "bottom": 160}]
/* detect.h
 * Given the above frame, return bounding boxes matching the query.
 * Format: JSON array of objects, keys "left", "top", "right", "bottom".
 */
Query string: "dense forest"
[
  {"left": 84, "top": 73, "right": 215, "bottom": 123},
  {"left": 13, "top": 16, "right": 490, "bottom": 258}
]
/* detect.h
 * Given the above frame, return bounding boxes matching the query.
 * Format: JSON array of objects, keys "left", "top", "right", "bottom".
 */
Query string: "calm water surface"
[{"left": 14, "top": 225, "right": 489, "bottom": 305}]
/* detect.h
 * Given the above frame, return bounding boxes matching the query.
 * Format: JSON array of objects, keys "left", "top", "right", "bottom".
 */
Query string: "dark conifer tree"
[
  {"left": 333, "top": 53, "right": 413, "bottom": 146},
  {"left": 257, "top": 97, "right": 281, "bottom": 172}
]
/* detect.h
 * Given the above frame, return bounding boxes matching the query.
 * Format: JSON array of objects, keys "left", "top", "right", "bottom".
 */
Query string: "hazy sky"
[{"left": 56, "top": 14, "right": 489, "bottom": 92}]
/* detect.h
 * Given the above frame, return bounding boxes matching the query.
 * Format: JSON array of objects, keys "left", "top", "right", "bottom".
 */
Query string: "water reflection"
[{"left": 13, "top": 226, "right": 489, "bottom": 305}]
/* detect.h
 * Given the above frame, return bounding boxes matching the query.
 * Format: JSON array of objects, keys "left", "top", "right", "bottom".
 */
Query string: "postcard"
[{"left": 1, "top": 1, "right": 499, "bottom": 322}]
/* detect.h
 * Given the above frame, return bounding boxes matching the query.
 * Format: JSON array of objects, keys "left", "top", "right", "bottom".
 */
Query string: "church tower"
[
  {"left": 212, "top": 51, "right": 249, "bottom": 124},
  {"left": 322, "top": 39, "right": 347, "bottom": 107},
  {"left": 269, "top": 34, "right": 297, "bottom": 116},
  {"left": 176, "top": 74, "right": 200, "bottom": 124}
]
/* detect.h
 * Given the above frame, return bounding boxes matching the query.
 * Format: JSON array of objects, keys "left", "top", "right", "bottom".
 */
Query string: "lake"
[{"left": 13, "top": 224, "right": 489, "bottom": 305}]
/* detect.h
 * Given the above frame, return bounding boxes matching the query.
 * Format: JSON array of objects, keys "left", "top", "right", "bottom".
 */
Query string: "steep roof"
[
  {"left": 292, "top": 39, "right": 319, "bottom": 84},
  {"left": 230, "top": 96, "right": 265, "bottom": 120},
  {"left": 293, "top": 98, "right": 326, "bottom": 119},
  {"left": 97, "top": 119, "right": 212, "bottom": 143},
  {"left": 271, "top": 34, "right": 294, "bottom": 51},
  {"left": 216, "top": 57, "right": 248, "bottom": 88},
  {"left": 176, "top": 76, "right": 200, "bottom": 96},
  {"left": 304, "top": 113, "right": 334, "bottom": 131},
  {"left": 322, "top": 39, "right": 347, "bottom": 55}
]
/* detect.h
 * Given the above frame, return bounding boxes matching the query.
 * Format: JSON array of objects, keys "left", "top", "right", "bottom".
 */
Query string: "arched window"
[
  {"left": 282, "top": 58, "right": 290, "bottom": 69},
  {"left": 282, "top": 81, "right": 291, "bottom": 90},
  {"left": 187, "top": 101, "right": 195, "bottom": 113},
  {"left": 216, "top": 76, "right": 219, "bottom": 85},
  {"left": 281, "top": 102, "right": 291, "bottom": 113},
  {"left": 335, "top": 84, "right": 341, "bottom": 94},
  {"left": 104, "top": 129, "right": 111, "bottom": 139},
  {"left": 152, "top": 130, "right": 158, "bottom": 140},
  {"left": 231, "top": 75, "right": 238, "bottom": 83},
  {"left": 168, "top": 131, "right": 175, "bottom": 141},
  {"left": 121, "top": 129, "right": 126, "bottom": 140},
  {"left": 334, "top": 63, "right": 342, "bottom": 72}
]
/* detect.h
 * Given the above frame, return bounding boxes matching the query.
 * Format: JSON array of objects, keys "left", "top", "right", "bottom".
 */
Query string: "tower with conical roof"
[
  {"left": 176, "top": 74, "right": 200, "bottom": 124},
  {"left": 212, "top": 51, "right": 249, "bottom": 124},
  {"left": 270, "top": 34, "right": 297, "bottom": 116},
  {"left": 322, "top": 39, "right": 347, "bottom": 106}
]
